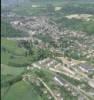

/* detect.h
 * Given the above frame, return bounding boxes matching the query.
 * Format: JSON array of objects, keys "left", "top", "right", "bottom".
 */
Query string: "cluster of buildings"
[
  {"left": 25, "top": 57, "right": 94, "bottom": 100},
  {"left": 10, "top": 16, "right": 64, "bottom": 46}
]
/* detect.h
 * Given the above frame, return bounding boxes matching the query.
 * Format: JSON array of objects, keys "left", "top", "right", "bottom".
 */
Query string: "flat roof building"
[{"left": 79, "top": 63, "right": 94, "bottom": 73}]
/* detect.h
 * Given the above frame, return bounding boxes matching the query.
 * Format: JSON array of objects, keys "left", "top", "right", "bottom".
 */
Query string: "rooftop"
[{"left": 79, "top": 63, "right": 94, "bottom": 71}]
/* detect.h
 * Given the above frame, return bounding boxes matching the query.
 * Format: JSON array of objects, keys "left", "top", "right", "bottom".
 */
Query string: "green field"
[
  {"left": 2, "top": 81, "right": 42, "bottom": 100},
  {"left": 1, "top": 38, "right": 29, "bottom": 66},
  {"left": 1, "top": 64, "right": 25, "bottom": 76}
]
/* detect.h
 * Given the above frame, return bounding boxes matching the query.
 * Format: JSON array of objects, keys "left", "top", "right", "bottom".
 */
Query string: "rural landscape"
[{"left": 1, "top": 0, "right": 94, "bottom": 100}]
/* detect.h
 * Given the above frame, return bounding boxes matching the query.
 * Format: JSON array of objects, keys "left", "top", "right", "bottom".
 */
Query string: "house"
[
  {"left": 54, "top": 76, "right": 67, "bottom": 87},
  {"left": 54, "top": 76, "right": 64, "bottom": 86},
  {"left": 79, "top": 63, "right": 94, "bottom": 73}
]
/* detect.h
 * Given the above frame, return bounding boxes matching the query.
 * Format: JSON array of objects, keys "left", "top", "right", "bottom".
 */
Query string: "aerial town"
[{"left": 1, "top": 0, "right": 94, "bottom": 100}]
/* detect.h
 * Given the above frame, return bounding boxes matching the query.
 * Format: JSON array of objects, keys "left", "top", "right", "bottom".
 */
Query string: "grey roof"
[
  {"left": 55, "top": 75, "right": 67, "bottom": 84},
  {"left": 79, "top": 63, "right": 94, "bottom": 71}
]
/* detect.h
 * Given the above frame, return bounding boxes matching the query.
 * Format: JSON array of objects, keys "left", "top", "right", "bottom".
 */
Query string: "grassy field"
[
  {"left": 1, "top": 64, "right": 25, "bottom": 76},
  {"left": 1, "top": 39, "right": 34, "bottom": 67},
  {"left": 2, "top": 80, "right": 42, "bottom": 100},
  {"left": 1, "top": 38, "right": 29, "bottom": 66}
]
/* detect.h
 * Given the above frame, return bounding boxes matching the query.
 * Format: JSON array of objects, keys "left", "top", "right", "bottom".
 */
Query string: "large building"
[{"left": 79, "top": 63, "right": 94, "bottom": 73}]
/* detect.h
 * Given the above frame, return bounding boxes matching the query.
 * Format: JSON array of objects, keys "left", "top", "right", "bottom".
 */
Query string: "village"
[{"left": 1, "top": 10, "right": 94, "bottom": 100}]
